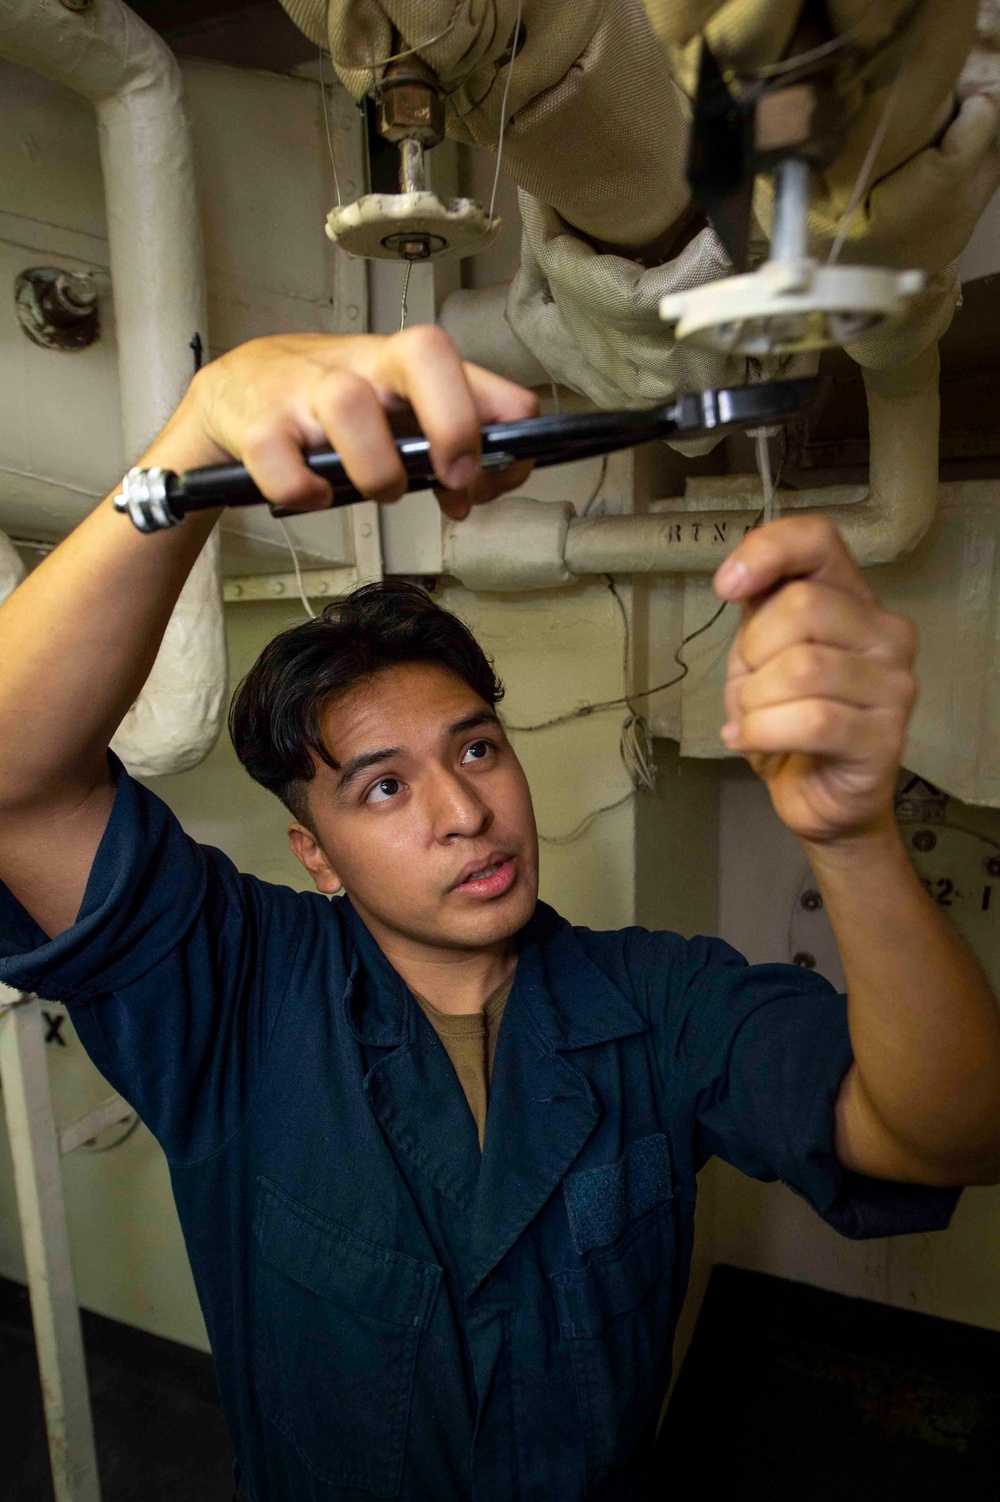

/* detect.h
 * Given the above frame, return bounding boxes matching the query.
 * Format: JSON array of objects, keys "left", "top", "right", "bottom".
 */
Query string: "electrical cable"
[{"left": 277, "top": 517, "right": 318, "bottom": 619}]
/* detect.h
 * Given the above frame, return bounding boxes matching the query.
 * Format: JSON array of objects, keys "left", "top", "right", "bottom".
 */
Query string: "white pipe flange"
[
  {"left": 325, "top": 191, "right": 499, "bottom": 261},
  {"left": 659, "top": 259, "right": 927, "bottom": 358}
]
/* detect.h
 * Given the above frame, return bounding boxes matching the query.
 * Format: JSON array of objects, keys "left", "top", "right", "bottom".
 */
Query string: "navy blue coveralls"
[{"left": 0, "top": 758, "right": 957, "bottom": 1501}]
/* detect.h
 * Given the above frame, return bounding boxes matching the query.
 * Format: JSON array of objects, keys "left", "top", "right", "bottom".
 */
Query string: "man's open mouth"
[{"left": 452, "top": 855, "right": 518, "bottom": 898}]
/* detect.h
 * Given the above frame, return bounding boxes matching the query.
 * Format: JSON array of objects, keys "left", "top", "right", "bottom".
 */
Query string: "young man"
[{"left": 1, "top": 328, "right": 999, "bottom": 1502}]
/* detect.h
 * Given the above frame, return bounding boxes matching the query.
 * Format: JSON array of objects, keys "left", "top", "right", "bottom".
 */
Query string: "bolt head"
[
  {"left": 377, "top": 83, "right": 444, "bottom": 147},
  {"left": 792, "top": 952, "right": 817, "bottom": 970},
  {"left": 912, "top": 829, "right": 937, "bottom": 853}
]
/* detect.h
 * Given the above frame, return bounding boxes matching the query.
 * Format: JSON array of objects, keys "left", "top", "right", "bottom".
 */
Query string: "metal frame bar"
[{"left": 0, "top": 986, "right": 101, "bottom": 1502}]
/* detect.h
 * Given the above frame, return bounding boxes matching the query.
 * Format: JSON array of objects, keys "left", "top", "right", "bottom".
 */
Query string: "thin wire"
[
  {"left": 539, "top": 789, "right": 638, "bottom": 847},
  {"left": 757, "top": 429, "right": 776, "bottom": 524},
  {"left": 487, "top": 0, "right": 523, "bottom": 223},
  {"left": 508, "top": 459, "right": 788, "bottom": 737},
  {"left": 550, "top": 381, "right": 561, "bottom": 413},
  {"left": 752, "top": 2, "right": 895, "bottom": 79},
  {"left": 826, "top": 18, "right": 922, "bottom": 266},
  {"left": 399, "top": 259, "right": 413, "bottom": 332},
  {"left": 581, "top": 454, "right": 609, "bottom": 517},
  {"left": 325, "top": 0, "right": 463, "bottom": 74},
  {"left": 535, "top": 575, "right": 651, "bottom": 846},
  {"left": 318, "top": 46, "right": 343, "bottom": 208},
  {"left": 753, "top": 0, "right": 920, "bottom": 80},
  {"left": 277, "top": 518, "right": 318, "bottom": 619}
]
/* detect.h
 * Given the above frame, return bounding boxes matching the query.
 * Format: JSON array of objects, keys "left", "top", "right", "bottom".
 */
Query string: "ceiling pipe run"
[
  {"left": 0, "top": 0, "right": 226, "bottom": 777},
  {"left": 442, "top": 344, "right": 940, "bottom": 588}
]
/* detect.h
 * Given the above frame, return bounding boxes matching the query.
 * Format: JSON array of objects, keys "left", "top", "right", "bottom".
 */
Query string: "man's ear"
[{"left": 288, "top": 824, "right": 342, "bottom": 895}]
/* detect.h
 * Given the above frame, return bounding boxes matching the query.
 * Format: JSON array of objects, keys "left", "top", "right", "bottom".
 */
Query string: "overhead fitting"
[
  {"left": 325, "top": 36, "right": 499, "bottom": 262},
  {"left": 660, "top": 27, "right": 927, "bottom": 357}
]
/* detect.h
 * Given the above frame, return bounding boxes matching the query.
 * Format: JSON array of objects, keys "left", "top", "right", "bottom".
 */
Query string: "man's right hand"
[
  {"left": 160, "top": 327, "right": 539, "bottom": 522},
  {"left": 0, "top": 327, "right": 539, "bottom": 938}
]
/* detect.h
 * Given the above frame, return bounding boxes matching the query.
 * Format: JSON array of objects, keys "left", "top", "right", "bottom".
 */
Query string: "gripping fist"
[
  {"left": 714, "top": 515, "right": 917, "bottom": 845},
  {"left": 173, "top": 327, "right": 539, "bottom": 521}
]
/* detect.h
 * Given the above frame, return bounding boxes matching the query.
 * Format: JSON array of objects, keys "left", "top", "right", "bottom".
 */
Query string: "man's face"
[{"left": 288, "top": 661, "right": 539, "bottom": 953}]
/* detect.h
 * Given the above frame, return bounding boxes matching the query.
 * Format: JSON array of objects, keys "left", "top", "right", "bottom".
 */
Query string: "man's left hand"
[{"left": 713, "top": 515, "right": 917, "bottom": 846}]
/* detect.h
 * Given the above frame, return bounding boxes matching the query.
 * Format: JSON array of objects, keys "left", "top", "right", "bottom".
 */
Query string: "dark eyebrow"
[
  {"left": 336, "top": 746, "right": 401, "bottom": 794},
  {"left": 335, "top": 712, "right": 500, "bottom": 796},
  {"left": 449, "top": 710, "right": 501, "bottom": 738}
]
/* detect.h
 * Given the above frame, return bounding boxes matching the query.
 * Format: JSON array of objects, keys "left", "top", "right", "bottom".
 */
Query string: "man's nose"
[{"left": 429, "top": 769, "right": 491, "bottom": 840}]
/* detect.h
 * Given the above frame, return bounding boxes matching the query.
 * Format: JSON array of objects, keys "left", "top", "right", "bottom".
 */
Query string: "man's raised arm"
[{"left": 0, "top": 329, "right": 537, "bottom": 938}]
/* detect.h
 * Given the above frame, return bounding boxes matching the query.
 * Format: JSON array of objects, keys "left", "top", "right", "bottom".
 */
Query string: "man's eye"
[
  {"left": 461, "top": 740, "right": 493, "bottom": 764},
  {"left": 366, "top": 777, "right": 402, "bottom": 804}
]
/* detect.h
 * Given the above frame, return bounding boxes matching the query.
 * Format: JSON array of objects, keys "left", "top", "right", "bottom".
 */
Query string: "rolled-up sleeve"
[{"left": 659, "top": 935, "right": 959, "bottom": 1239}]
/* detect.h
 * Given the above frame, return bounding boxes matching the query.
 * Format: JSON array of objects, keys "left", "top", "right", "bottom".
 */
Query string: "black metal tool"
[{"left": 113, "top": 377, "right": 818, "bottom": 533}]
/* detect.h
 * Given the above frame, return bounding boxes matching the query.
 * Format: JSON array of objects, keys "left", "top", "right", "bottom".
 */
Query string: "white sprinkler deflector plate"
[
  {"left": 325, "top": 191, "right": 499, "bottom": 261},
  {"left": 659, "top": 258, "right": 926, "bottom": 357}
]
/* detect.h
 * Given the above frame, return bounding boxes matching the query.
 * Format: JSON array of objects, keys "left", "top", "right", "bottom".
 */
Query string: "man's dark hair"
[{"left": 229, "top": 581, "right": 505, "bottom": 822}]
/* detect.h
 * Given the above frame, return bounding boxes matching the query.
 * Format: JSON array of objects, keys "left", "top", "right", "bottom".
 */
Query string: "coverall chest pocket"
[
  {"left": 252, "top": 1177, "right": 442, "bottom": 1498},
  {"left": 552, "top": 1135, "right": 677, "bottom": 1494}
]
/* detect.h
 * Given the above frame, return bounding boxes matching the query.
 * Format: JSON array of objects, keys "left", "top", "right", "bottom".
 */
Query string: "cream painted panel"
[
  {"left": 713, "top": 761, "right": 1000, "bottom": 1333},
  {"left": 0, "top": 56, "right": 355, "bottom": 570},
  {"left": 181, "top": 60, "right": 345, "bottom": 344},
  {"left": 0, "top": 59, "right": 106, "bottom": 239},
  {"left": 439, "top": 580, "right": 639, "bottom": 932}
]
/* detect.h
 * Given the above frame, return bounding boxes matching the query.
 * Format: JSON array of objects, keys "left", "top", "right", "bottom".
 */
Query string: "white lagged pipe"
[
  {"left": 439, "top": 283, "right": 549, "bottom": 388},
  {"left": 0, "top": 0, "right": 226, "bottom": 776},
  {"left": 443, "top": 344, "right": 941, "bottom": 587}
]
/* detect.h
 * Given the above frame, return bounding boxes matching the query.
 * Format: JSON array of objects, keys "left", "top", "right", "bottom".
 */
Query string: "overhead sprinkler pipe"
[{"left": 0, "top": 0, "right": 226, "bottom": 776}]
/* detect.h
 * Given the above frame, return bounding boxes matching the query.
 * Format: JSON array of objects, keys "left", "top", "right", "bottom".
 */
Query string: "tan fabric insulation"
[
  {"left": 282, "top": 0, "right": 1000, "bottom": 407},
  {"left": 283, "top": 0, "right": 694, "bottom": 251}
]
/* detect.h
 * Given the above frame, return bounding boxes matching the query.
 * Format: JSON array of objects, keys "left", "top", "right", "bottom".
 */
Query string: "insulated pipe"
[
  {"left": 443, "top": 344, "right": 940, "bottom": 586},
  {"left": 0, "top": 0, "right": 226, "bottom": 777},
  {"left": 439, "top": 284, "right": 550, "bottom": 389}
]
